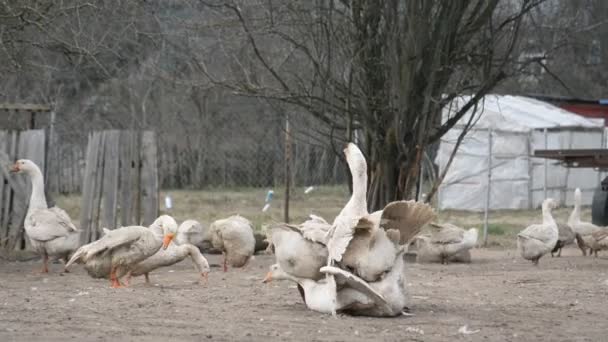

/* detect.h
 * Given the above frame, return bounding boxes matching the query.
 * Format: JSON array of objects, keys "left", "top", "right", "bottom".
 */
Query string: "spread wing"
[
  {"left": 300, "top": 215, "right": 331, "bottom": 244},
  {"left": 320, "top": 265, "right": 391, "bottom": 311},
  {"left": 380, "top": 200, "right": 436, "bottom": 244},
  {"left": 326, "top": 215, "right": 374, "bottom": 263},
  {"left": 26, "top": 208, "right": 78, "bottom": 242},
  {"left": 66, "top": 226, "right": 147, "bottom": 267}
]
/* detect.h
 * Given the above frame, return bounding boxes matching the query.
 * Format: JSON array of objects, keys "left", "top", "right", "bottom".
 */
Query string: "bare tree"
[{"left": 196, "top": 0, "right": 545, "bottom": 209}]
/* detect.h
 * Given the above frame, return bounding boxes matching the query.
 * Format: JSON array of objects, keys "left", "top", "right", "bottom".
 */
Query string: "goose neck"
[
  {"left": 27, "top": 168, "right": 47, "bottom": 210},
  {"left": 541, "top": 205, "right": 556, "bottom": 227}
]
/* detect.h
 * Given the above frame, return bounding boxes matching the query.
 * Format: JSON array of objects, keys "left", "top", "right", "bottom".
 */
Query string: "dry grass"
[{"left": 55, "top": 186, "right": 592, "bottom": 248}]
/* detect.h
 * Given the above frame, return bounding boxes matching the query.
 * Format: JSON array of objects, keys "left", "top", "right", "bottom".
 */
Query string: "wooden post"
[
  {"left": 284, "top": 115, "right": 291, "bottom": 223},
  {"left": 140, "top": 131, "right": 158, "bottom": 226},
  {"left": 100, "top": 131, "right": 120, "bottom": 230}
]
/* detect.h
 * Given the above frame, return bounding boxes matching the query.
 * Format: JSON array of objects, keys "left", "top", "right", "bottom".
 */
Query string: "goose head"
[
  {"left": 542, "top": 198, "right": 558, "bottom": 211},
  {"left": 262, "top": 263, "right": 290, "bottom": 283},
  {"left": 10, "top": 159, "right": 40, "bottom": 174},
  {"left": 151, "top": 215, "right": 178, "bottom": 249},
  {"left": 344, "top": 143, "right": 367, "bottom": 180}
]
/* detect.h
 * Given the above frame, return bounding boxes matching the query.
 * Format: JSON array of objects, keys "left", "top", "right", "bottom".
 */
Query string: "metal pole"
[
  {"left": 483, "top": 129, "right": 492, "bottom": 246},
  {"left": 284, "top": 115, "right": 291, "bottom": 223},
  {"left": 543, "top": 128, "right": 548, "bottom": 200}
]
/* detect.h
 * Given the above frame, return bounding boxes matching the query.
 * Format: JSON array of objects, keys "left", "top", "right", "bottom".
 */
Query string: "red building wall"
[{"left": 558, "top": 104, "right": 608, "bottom": 124}]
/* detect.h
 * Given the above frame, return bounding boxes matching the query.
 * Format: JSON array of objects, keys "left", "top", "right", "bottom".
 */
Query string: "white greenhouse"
[{"left": 436, "top": 94, "right": 606, "bottom": 211}]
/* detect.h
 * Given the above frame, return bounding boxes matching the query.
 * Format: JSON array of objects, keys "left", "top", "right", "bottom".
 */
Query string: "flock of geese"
[
  {"left": 517, "top": 188, "right": 608, "bottom": 265},
  {"left": 7, "top": 142, "right": 607, "bottom": 317}
]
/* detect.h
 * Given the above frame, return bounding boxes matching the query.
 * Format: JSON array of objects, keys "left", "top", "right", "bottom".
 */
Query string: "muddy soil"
[{"left": 0, "top": 247, "right": 606, "bottom": 342}]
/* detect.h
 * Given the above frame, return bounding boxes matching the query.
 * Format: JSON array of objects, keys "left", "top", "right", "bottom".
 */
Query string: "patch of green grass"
[
  {"left": 55, "top": 187, "right": 595, "bottom": 250},
  {"left": 54, "top": 185, "right": 350, "bottom": 232},
  {"left": 487, "top": 224, "right": 506, "bottom": 236}
]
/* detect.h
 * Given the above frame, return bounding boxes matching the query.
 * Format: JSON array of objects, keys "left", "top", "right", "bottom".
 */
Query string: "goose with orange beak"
[
  {"left": 66, "top": 215, "right": 177, "bottom": 288},
  {"left": 121, "top": 218, "right": 211, "bottom": 286}
]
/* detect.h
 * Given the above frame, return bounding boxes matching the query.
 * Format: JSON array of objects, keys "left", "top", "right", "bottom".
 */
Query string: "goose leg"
[
  {"left": 222, "top": 252, "right": 228, "bottom": 272},
  {"left": 62, "top": 256, "right": 70, "bottom": 273},
  {"left": 144, "top": 273, "right": 151, "bottom": 285},
  {"left": 38, "top": 253, "right": 49, "bottom": 274},
  {"left": 123, "top": 271, "right": 132, "bottom": 287},
  {"left": 110, "top": 266, "right": 123, "bottom": 288},
  {"left": 557, "top": 247, "right": 562, "bottom": 257}
]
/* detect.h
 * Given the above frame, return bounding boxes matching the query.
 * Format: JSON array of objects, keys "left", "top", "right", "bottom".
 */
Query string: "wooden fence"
[
  {"left": 0, "top": 130, "right": 46, "bottom": 252},
  {"left": 79, "top": 130, "right": 158, "bottom": 244}
]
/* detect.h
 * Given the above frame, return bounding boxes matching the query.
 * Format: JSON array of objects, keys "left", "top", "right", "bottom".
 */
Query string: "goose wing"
[
  {"left": 518, "top": 224, "right": 555, "bottom": 244},
  {"left": 66, "top": 226, "right": 148, "bottom": 267},
  {"left": 26, "top": 208, "right": 78, "bottom": 242},
  {"left": 380, "top": 200, "right": 436, "bottom": 245},
  {"left": 320, "top": 266, "right": 390, "bottom": 310},
  {"left": 300, "top": 215, "right": 331, "bottom": 244}
]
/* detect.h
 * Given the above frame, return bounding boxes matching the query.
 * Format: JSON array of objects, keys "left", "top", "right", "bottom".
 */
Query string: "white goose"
[
  {"left": 122, "top": 244, "right": 210, "bottom": 286},
  {"left": 269, "top": 215, "right": 330, "bottom": 281},
  {"left": 262, "top": 263, "right": 391, "bottom": 315},
  {"left": 121, "top": 220, "right": 210, "bottom": 285},
  {"left": 517, "top": 198, "right": 559, "bottom": 265},
  {"left": 325, "top": 143, "right": 435, "bottom": 282},
  {"left": 174, "top": 219, "right": 208, "bottom": 248},
  {"left": 209, "top": 215, "right": 255, "bottom": 272},
  {"left": 10, "top": 159, "right": 80, "bottom": 273},
  {"left": 66, "top": 215, "right": 177, "bottom": 288},
  {"left": 415, "top": 223, "right": 478, "bottom": 264},
  {"left": 568, "top": 188, "right": 605, "bottom": 255}
]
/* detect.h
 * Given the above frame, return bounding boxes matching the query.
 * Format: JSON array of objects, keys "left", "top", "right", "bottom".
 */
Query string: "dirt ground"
[{"left": 1, "top": 247, "right": 607, "bottom": 342}]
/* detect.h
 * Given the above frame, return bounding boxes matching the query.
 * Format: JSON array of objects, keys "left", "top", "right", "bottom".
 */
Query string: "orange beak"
[
  {"left": 10, "top": 163, "right": 19, "bottom": 173},
  {"left": 162, "top": 233, "right": 175, "bottom": 250},
  {"left": 261, "top": 271, "right": 273, "bottom": 283},
  {"left": 201, "top": 272, "right": 209, "bottom": 285}
]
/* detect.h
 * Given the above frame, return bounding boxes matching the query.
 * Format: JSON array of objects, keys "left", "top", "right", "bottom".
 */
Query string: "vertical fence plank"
[
  {"left": 79, "top": 132, "right": 101, "bottom": 244},
  {"left": 140, "top": 131, "right": 158, "bottom": 226},
  {"left": 90, "top": 133, "right": 106, "bottom": 241},
  {"left": 101, "top": 131, "right": 120, "bottom": 230},
  {"left": 119, "top": 131, "right": 134, "bottom": 227},
  {"left": 3, "top": 132, "right": 17, "bottom": 247}
]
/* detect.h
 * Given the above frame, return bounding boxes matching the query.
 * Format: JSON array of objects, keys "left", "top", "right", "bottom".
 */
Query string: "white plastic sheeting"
[{"left": 437, "top": 95, "right": 606, "bottom": 211}]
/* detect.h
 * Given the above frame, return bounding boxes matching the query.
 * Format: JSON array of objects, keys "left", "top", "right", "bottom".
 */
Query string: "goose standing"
[
  {"left": 551, "top": 223, "right": 585, "bottom": 257},
  {"left": 209, "top": 215, "right": 255, "bottom": 272},
  {"left": 10, "top": 159, "right": 80, "bottom": 273},
  {"left": 517, "top": 198, "right": 559, "bottom": 265},
  {"left": 122, "top": 243, "right": 210, "bottom": 286},
  {"left": 588, "top": 230, "right": 608, "bottom": 257},
  {"left": 174, "top": 219, "right": 211, "bottom": 250},
  {"left": 66, "top": 215, "right": 177, "bottom": 288},
  {"left": 568, "top": 188, "right": 605, "bottom": 256}
]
